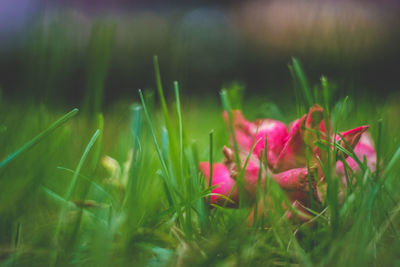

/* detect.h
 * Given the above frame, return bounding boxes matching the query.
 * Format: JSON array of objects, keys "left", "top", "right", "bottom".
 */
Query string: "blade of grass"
[
  {"left": 83, "top": 23, "right": 114, "bottom": 119},
  {"left": 252, "top": 153, "right": 264, "bottom": 229},
  {"left": 219, "top": 128, "right": 262, "bottom": 210},
  {"left": 57, "top": 166, "right": 115, "bottom": 203},
  {"left": 50, "top": 129, "right": 100, "bottom": 266},
  {"left": 0, "top": 108, "right": 78, "bottom": 169},
  {"left": 375, "top": 119, "right": 382, "bottom": 181},
  {"left": 63, "top": 130, "right": 100, "bottom": 200},
  {"left": 261, "top": 133, "right": 269, "bottom": 227},
  {"left": 220, "top": 90, "right": 241, "bottom": 171},
  {"left": 292, "top": 57, "right": 313, "bottom": 108},
  {"left": 382, "top": 143, "right": 400, "bottom": 182},
  {"left": 337, "top": 132, "right": 367, "bottom": 172},
  {"left": 305, "top": 147, "right": 315, "bottom": 210},
  {"left": 174, "top": 81, "right": 184, "bottom": 174},
  {"left": 123, "top": 104, "right": 143, "bottom": 208},
  {"left": 208, "top": 130, "right": 214, "bottom": 210},
  {"left": 153, "top": 56, "right": 180, "bottom": 185},
  {"left": 139, "top": 89, "right": 185, "bottom": 231},
  {"left": 289, "top": 64, "right": 303, "bottom": 116},
  {"left": 139, "top": 89, "right": 172, "bottom": 187},
  {"left": 153, "top": 55, "right": 170, "bottom": 129},
  {"left": 153, "top": 56, "right": 177, "bottom": 150},
  {"left": 90, "top": 113, "right": 103, "bottom": 172}
]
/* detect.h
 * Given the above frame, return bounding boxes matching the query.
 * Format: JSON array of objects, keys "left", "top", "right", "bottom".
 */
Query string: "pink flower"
[{"left": 199, "top": 104, "right": 376, "bottom": 224}]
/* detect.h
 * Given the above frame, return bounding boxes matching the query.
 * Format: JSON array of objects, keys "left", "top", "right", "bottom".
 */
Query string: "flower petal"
[
  {"left": 273, "top": 105, "right": 325, "bottom": 172},
  {"left": 337, "top": 125, "right": 369, "bottom": 152},
  {"left": 336, "top": 132, "right": 376, "bottom": 184},
  {"left": 224, "top": 110, "right": 288, "bottom": 167},
  {"left": 271, "top": 167, "right": 320, "bottom": 206},
  {"left": 222, "top": 146, "right": 266, "bottom": 196},
  {"left": 252, "top": 119, "right": 288, "bottom": 165},
  {"left": 273, "top": 118, "right": 306, "bottom": 172},
  {"left": 199, "top": 162, "right": 239, "bottom": 206}
]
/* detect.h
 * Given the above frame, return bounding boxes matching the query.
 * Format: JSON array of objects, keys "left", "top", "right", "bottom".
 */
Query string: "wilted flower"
[{"left": 199, "top": 104, "right": 376, "bottom": 223}]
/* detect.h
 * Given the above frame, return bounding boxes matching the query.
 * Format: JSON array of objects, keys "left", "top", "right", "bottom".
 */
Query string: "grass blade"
[
  {"left": 208, "top": 130, "right": 214, "bottom": 209},
  {"left": 51, "top": 129, "right": 100, "bottom": 266},
  {"left": 174, "top": 81, "right": 185, "bottom": 173},
  {"left": 0, "top": 108, "right": 79, "bottom": 169},
  {"left": 64, "top": 129, "right": 101, "bottom": 200},
  {"left": 383, "top": 144, "right": 400, "bottom": 178},
  {"left": 292, "top": 57, "right": 313, "bottom": 108},
  {"left": 220, "top": 89, "right": 241, "bottom": 171}
]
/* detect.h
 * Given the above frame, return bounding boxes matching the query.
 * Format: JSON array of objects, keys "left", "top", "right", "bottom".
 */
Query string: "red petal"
[
  {"left": 337, "top": 125, "right": 369, "bottom": 151},
  {"left": 273, "top": 117, "right": 307, "bottom": 172}
]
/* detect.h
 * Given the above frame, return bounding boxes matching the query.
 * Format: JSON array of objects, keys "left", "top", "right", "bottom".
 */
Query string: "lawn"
[{"left": 1, "top": 58, "right": 400, "bottom": 266}]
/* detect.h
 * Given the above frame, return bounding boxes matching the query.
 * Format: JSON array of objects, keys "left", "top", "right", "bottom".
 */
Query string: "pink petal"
[
  {"left": 243, "top": 154, "right": 266, "bottom": 196},
  {"left": 252, "top": 119, "right": 288, "bottom": 165},
  {"left": 223, "top": 110, "right": 254, "bottom": 153},
  {"left": 271, "top": 167, "right": 319, "bottom": 206},
  {"left": 271, "top": 167, "right": 309, "bottom": 191},
  {"left": 223, "top": 110, "right": 253, "bottom": 134},
  {"left": 273, "top": 118, "right": 306, "bottom": 172},
  {"left": 223, "top": 110, "right": 288, "bottom": 167},
  {"left": 273, "top": 105, "right": 325, "bottom": 172},
  {"left": 222, "top": 146, "right": 266, "bottom": 197},
  {"left": 337, "top": 125, "right": 369, "bottom": 152},
  {"left": 232, "top": 129, "right": 253, "bottom": 153},
  {"left": 199, "top": 162, "right": 239, "bottom": 206}
]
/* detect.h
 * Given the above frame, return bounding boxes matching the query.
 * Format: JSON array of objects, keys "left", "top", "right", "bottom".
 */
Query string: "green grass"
[{"left": 1, "top": 59, "right": 400, "bottom": 267}]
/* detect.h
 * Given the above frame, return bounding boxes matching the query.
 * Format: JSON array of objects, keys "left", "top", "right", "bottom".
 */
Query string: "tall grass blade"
[
  {"left": 220, "top": 90, "right": 241, "bottom": 171},
  {"left": 153, "top": 55, "right": 172, "bottom": 134},
  {"left": 51, "top": 129, "right": 100, "bottom": 266},
  {"left": 139, "top": 89, "right": 170, "bottom": 182},
  {"left": 139, "top": 89, "right": 185, "bottom": 230},
  {"left": 208, "top": 130, "right": 214, "bottom": 209},
  {"left": 174, "top": 81, "right": 184, "bottom": 172},
  {"left": 63, "top": 130, "right": 100, "bottom": 200},
  {"left": 123, "top": 104, "right": 143, "bottom": 208},
  {"left": 292, "top": 57, "right": 313, "bottom": 108},
  {"left": 289, "top": 64, "right": 303, "bottom": 116},
  {"left": 83, "top": 23, "right": 114, "bottom": 118},
  {"left": 375, "top": 119, "right": 382, "bottom": 181},
  {"left": 90, "top": 113, "right": 104, "bottom": 172},
  {"left": 305, "top": 147, "right": 315, "bottom": 210},
  {"left": 383, "top": 144, "right": 400, "bottom": 178}
]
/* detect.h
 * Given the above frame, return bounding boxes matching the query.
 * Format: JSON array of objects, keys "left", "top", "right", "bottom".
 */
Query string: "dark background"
[{"left": 1, "top": 0, "right": 400, "bottom": 106}]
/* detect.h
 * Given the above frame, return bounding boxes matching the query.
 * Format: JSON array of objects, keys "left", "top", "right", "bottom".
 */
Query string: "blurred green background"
[{"left": 1, "top": 0, "right": 400, "bottom": 107}]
